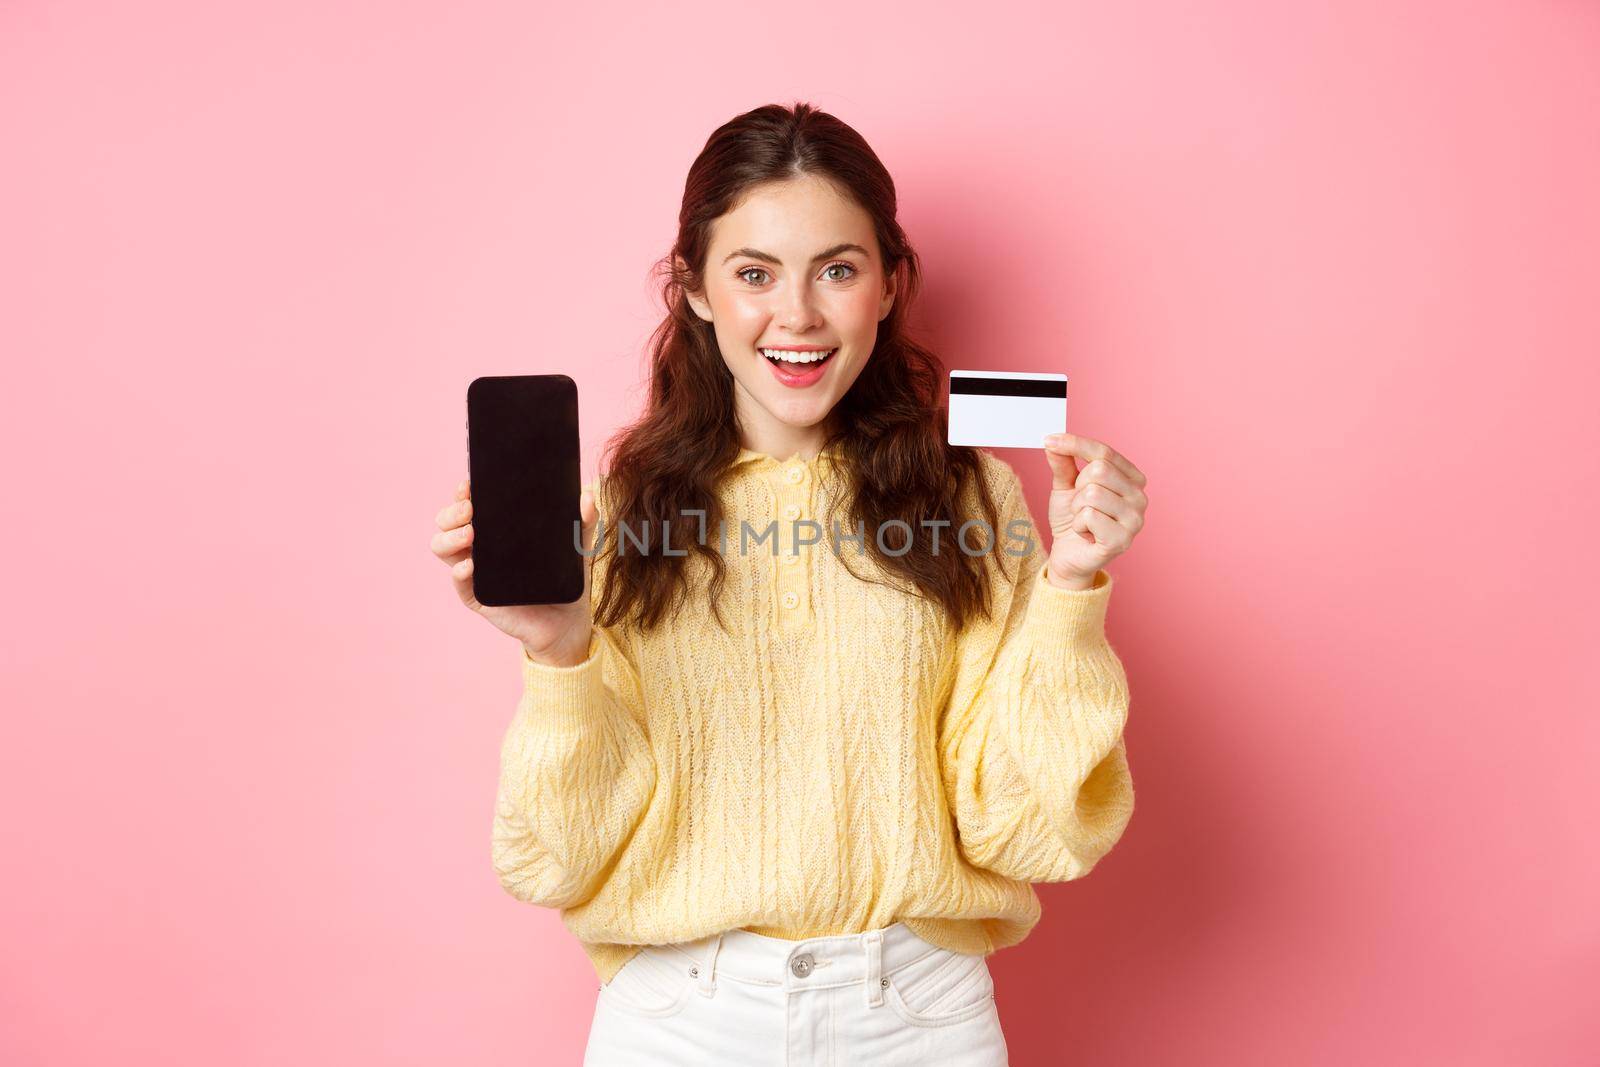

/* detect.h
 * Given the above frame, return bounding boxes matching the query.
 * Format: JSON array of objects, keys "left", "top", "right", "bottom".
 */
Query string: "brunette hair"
[{"left": 592, "top": 101, "right": 1009, "bottom": 634}]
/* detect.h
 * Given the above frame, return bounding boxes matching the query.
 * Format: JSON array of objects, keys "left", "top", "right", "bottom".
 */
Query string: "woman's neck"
[{"left": 738, "top": 421, "right": 833, "bottom": 463}]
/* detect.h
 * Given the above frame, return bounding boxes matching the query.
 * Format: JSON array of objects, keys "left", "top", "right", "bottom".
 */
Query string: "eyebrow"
[{"left": 721, "top": 242, "right": 871, "bottom": 266}]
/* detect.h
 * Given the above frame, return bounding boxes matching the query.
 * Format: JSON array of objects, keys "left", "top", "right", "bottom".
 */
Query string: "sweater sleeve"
[
  {"left": 490, "top": 485, "right": 657, "bottom": 910},
  {"left": 937, "top": 468, "right": 1135, "bottom": 883}
]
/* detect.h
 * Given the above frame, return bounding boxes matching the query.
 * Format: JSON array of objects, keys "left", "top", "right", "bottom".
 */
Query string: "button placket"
[{"left": 771, "top": 461, "right": 811, "bottom": 629}]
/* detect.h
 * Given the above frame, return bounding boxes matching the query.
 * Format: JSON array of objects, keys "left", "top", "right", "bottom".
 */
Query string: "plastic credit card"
[{"left": 946, "top": 370, "right": 1068, "bottom": 448}]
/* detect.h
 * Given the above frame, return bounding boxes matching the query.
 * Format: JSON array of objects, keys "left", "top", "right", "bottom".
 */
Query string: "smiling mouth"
[{"left": 760, "top": 347, "right": 838, "bottom": 368}]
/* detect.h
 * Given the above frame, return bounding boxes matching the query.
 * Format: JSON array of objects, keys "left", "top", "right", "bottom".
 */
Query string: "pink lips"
[{"left": 762, "top": 347, "right": 836, "bottom": 388}]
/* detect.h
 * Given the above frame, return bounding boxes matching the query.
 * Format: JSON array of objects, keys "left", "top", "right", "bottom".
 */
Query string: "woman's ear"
[
  {"left": 878, "top": 262, "right": 899, "bottom": 322},
  {"left": 676, "top": 254, "right": 714, "bottom": 323}
]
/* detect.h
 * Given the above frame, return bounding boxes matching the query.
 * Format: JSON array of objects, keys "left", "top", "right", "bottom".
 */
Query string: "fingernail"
[{"left": 1043, "top": 434, "right": 1060, "bottom": 445}]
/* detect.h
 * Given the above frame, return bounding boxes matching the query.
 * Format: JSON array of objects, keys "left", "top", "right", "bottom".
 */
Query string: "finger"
[
  {"left": 1043, "top": 441, "right": 1081, "bottom": 491},
  {"left": 1080, "top": 505, "right": 1128, "bottom": 551},
  {"left": 1071, "top": 458, "right": 1146, "bottom": 508},
  {"left": 1070, "top": 504, "right": 1095, "bottom": 542},
  {"left": 450, "top": 555, "right": 478, "bottom": 608},
  {"left": 458, "top": 477, "right": 471, "bottom": 501},
  {"left": 1045, "top": 433, "right": 1146, "bottom": 488},
  {"left": 579, "top": 484, "right": 599, "bottom": 549},
  {"left": 1071, "top": 482, "right": 1143, "bottom": 533},
  {"left": 1044, "top": 432, "right": 1136, "bottom": 483},
  {"left": 431, "top": 522, "right": 473, "bottom": 559},
  {"left": 577, "top": 485, "right": 601, "bottom": 600},
  {"left": 436, "top": 496, "right": 472, "bottom": 531}
]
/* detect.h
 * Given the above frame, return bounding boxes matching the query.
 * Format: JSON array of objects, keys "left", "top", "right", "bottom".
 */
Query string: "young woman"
[{"left": 432, "top": 102, "right": 1148, "bottom": 1065}]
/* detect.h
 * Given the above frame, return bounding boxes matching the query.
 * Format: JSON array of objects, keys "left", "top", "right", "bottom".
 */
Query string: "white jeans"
[{"left": 582, "top": 921, "right": 1009, "bottom": 1065}]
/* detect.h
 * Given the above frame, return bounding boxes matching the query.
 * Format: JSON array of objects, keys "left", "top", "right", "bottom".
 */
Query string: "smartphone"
[{"left": 465, "top": 374, "right": 584, "bottom": 606}]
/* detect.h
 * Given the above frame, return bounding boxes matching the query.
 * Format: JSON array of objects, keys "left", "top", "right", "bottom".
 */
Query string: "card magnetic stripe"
[{"left": 948, "top": 377, "right": 1068, "bottom": 398}]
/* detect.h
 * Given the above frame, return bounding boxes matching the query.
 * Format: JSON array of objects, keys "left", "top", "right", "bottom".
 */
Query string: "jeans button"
[{"left": 791, "top": 952, "right": 814, "bottom": 978}]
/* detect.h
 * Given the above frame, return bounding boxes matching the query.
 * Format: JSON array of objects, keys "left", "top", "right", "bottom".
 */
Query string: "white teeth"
[{"left": 761, "top": 348, "right": 837, "bottom": 364}]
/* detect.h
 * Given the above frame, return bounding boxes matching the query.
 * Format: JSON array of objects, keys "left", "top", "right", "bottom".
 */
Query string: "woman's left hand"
[{"left": 1040, "top": 433, "right": 1148, "bottom": 590}]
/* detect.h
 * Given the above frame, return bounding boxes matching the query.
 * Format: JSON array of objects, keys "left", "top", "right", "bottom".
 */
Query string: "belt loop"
[
  {"left": 696, "top": 933, "right": 724, "bottom": 997},
  {"left": 863, "top": 929, "right": 884, "bottom": 1008}
]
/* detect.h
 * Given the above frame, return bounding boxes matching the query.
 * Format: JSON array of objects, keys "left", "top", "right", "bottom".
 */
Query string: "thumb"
[
  {"left": 577, "top": 482, "right": 601, "bottom": 602},
  {"left": 1043, "top": 442, "right": 1080, "bottom": 491},
  {"left": 579, "top": 483, "right": 600, "bottom": 550}
]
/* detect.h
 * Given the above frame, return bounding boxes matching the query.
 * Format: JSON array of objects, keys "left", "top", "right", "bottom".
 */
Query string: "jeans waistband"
[{"left": 659, "top": 921, "right": 961, "bottom": 1008}]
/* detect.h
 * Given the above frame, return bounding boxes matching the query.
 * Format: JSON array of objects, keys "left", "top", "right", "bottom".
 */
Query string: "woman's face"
[{"left": 685, "top": 175, "right": 897, "bottom": 448}]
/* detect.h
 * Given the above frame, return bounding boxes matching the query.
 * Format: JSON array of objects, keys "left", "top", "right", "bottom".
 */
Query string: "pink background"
[{"left": 3, "top": 2, "right": 1596, "bottom": 1064}]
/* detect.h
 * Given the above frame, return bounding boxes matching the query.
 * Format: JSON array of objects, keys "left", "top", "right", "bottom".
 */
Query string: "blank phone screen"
[{"left": 465, "top": 374, "right": 584, "bottom": 606}]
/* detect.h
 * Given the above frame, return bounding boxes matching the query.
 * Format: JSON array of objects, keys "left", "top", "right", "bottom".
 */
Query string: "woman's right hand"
[{"left": 431, "top": 477, "right": 599, "bottom": 668}]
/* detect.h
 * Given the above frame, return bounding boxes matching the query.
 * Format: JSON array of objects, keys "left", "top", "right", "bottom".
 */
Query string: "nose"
[{"left": 778, "top": 279, "right": 823, "bottom": 333}]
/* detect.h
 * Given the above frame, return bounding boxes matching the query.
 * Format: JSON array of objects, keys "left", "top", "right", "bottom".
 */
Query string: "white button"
[
  {"left": 781, "top": 552, "right": 799, "bottom": 565},
  {"left": 782, "top": 503, "right": 802, "bottom": 520},
  {"left": 785, "top": 466, "right": 804, "bottom": 483},
  {"left": 781, "top": 591, "right": 799, "bottom": 609}
]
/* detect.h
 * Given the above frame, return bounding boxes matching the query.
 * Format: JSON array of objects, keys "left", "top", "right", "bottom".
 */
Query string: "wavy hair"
[{"left": 592, "top": 101, "right": 1009, "bottom": 635}]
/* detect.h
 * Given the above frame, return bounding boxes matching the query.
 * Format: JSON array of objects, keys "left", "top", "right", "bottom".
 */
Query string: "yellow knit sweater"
[{"left": 491, "top": 444, "right": 1134, "bottom": 984}]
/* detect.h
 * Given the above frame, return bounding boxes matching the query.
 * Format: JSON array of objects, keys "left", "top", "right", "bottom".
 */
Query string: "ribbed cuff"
[
  {"left": 518, "top": 631, "right": 606, "bottom": 731},
  {"left": 1026, "top": 566, "right": 1113, "bottom": 647}
]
